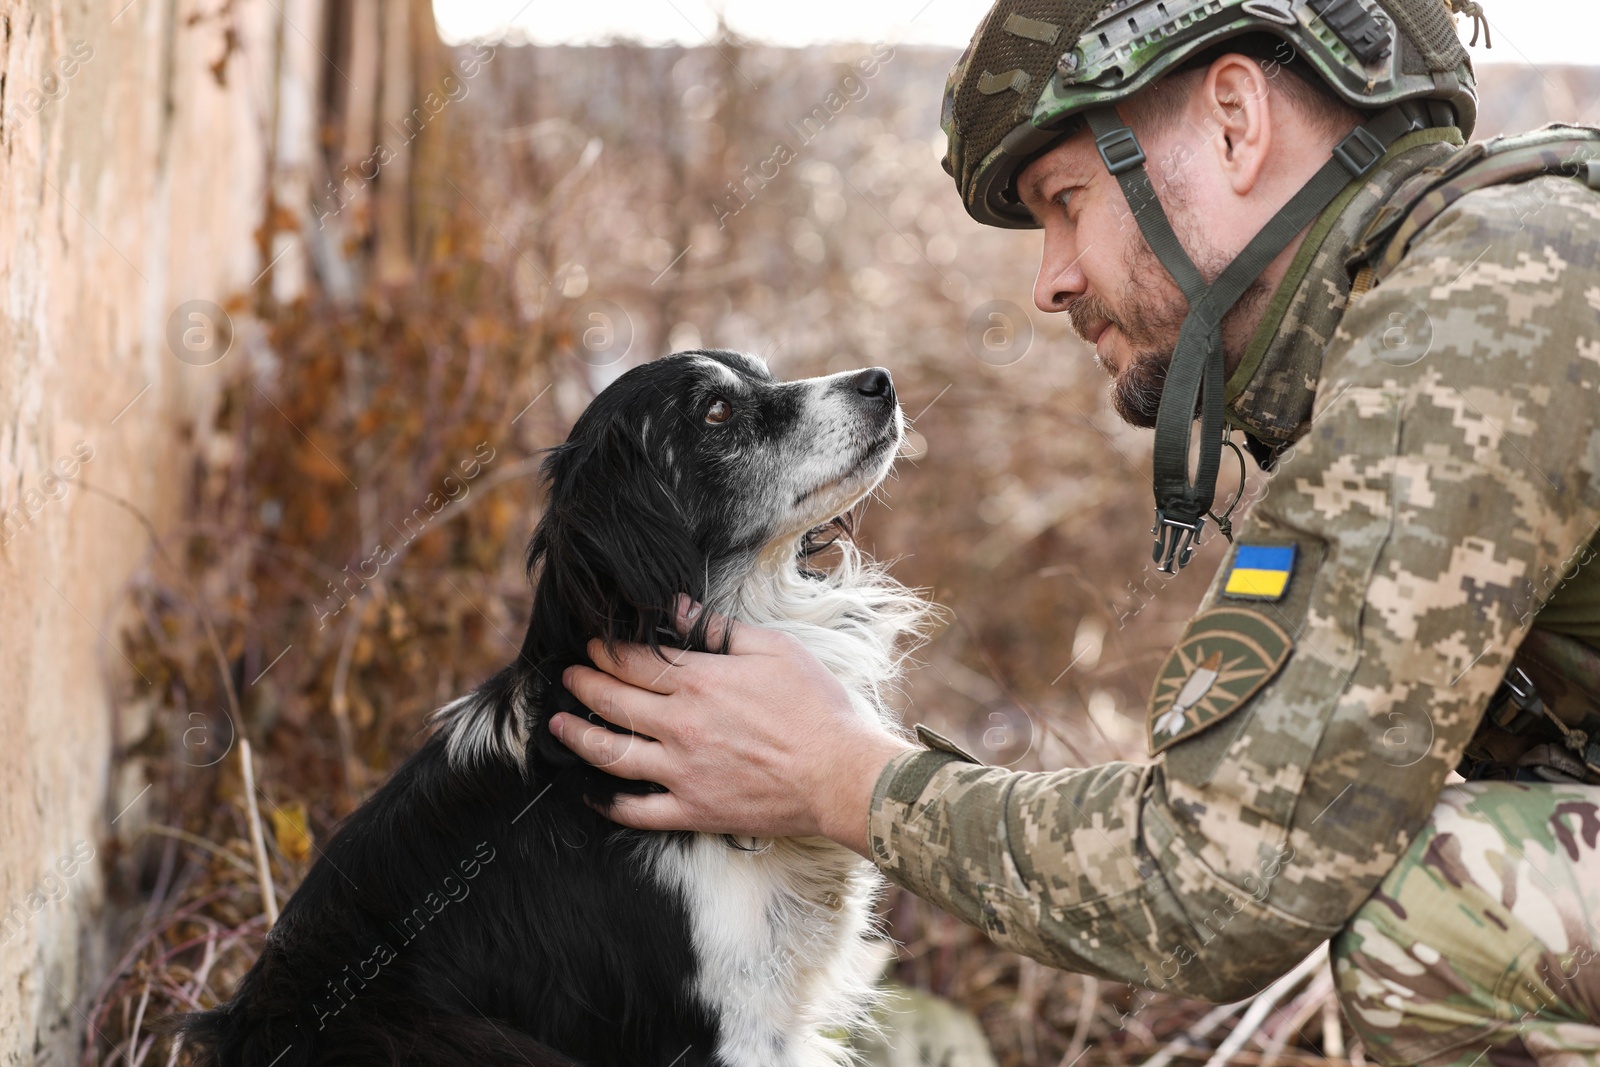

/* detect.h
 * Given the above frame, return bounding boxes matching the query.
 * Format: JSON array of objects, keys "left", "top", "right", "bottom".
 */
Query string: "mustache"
[
  {"left": 1066, "top": 291, "right": 1179, "bottom": 352},
  {"left": 1063, "top": 291, "right": 1177, "bottom": 430},
  {"left": 1065, "top": 294, "right": 1116, "bottom": 344}
]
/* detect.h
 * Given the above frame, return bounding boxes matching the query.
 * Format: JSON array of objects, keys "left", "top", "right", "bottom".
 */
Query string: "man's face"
[{"left": 1017, "top": 122, "right": 1266, "bottom": 427}]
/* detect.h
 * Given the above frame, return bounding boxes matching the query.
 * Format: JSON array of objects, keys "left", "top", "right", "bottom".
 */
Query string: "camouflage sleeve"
[{"left": 868, "top": 176, "right": 1600, "bottom": 1002}]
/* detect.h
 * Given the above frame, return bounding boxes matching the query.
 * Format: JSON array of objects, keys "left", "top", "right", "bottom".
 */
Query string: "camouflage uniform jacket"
[{"left": 868, "top": 127, "right": 1600, "bottom": 1002}]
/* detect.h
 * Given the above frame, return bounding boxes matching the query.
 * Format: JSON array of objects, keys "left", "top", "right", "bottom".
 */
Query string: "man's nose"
[{"left": 1033, "top": 228, "right": 1086, "bottom": 313}]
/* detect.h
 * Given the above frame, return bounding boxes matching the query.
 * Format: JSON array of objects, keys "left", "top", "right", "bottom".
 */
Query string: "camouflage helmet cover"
[{"left": 944, "top": 0, "right": 1480, "bottom": 228}]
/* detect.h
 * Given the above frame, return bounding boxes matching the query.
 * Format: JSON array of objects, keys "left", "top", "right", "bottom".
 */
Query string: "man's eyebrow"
[
  {"left": 1011, "top": 178, "right": 1050, "bottom": 229},
  {"left": 1020, "top": 161, "right": 1078, "bottom": 210},
  {"left": 1019, "top": 168, "right": 1050, "bottom": 207}
]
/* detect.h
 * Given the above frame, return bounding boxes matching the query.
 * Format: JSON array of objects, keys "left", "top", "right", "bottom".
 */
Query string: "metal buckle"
[
  {"left": 1333, "top": 126, "right": 1386, "bottom": 179},
  {"left": 1096, "top": 126, "right": 1147, "bottom": 176},
  {"left": 1488, "top": 667, "right": 1545, "bottom": 734},
  {"left": 1151, "top": 509, "right": 1206, "bottom": 574}
]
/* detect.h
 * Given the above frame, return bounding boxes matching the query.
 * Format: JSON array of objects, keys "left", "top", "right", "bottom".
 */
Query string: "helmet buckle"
[
  {"left": 1332, "top": 125, "right": 1387, "bottom": 178},
  {"left": 1095, "top": 126, "right": 1147, "bottom": 177},
  {"left": 1152, "top": 509, "right": 1207, "bottom": 574}
]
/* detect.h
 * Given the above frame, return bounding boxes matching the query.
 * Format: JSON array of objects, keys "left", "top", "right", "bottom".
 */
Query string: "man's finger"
[
  {"left": 549, "top": 711, "right": 672, "bottom": 782},
  {"left": 586, "top": 639, "right": 695, "bottom": 695},
  {"left": 561, "top": 664, "right": 672, "bottom": 738},
  {"left": 673, "top": 595, "right": 765, "bottom": 655},
  {"left": 597, "top": 791, "right": 696, "bottom": 833}
]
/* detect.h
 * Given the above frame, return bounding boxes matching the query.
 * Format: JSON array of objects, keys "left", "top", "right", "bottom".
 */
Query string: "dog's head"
[{"left": 526, "top": 349, "right": 902, "bottom": 661}]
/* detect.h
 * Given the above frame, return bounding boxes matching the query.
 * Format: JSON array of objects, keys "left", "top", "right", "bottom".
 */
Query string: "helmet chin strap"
[{"left": 1082, "top": 100, "right": 1432, "bottom": 573}]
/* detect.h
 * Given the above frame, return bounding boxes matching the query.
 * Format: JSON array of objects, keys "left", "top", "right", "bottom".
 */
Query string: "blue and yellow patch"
[{"left": 1223, "top": 544, "right": 1297, "bottom": 602}]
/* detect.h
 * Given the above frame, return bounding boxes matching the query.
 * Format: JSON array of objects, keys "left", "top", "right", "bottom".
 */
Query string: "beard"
[
  {"left": 1067, "top": 287, "right": 1180, "bottom": 429},
  {"left": 1067, "top": 216, "right": 1269, "bottom": 429}
]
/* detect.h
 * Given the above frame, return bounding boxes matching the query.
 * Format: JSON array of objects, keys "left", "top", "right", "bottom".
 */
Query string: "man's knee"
[{"left": 1333, "top": 782, "right": 1600, "bottom": 1065}]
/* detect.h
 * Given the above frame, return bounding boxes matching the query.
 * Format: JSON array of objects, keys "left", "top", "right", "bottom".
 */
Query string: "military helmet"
[{"left": 944, "top": 0, "right": 1480, "bottom": 228}]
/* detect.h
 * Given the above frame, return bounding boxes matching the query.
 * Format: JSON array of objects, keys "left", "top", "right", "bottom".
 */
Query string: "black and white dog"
[{"left": 178, "top": 350, "right": 931, "bottom": 1066}]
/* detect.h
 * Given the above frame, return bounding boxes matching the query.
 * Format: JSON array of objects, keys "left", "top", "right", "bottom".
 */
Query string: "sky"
[{"left": 433, "top": 0, "right": 1599, "bottom": 68}]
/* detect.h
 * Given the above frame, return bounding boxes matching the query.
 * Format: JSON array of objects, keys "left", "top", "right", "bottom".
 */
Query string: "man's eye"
[
  {"left": 705, "top": 398, "right": 733, "bottom": 424},
  {"left": 1053, "top": 188, "right": 1074, "bottom": 211}
]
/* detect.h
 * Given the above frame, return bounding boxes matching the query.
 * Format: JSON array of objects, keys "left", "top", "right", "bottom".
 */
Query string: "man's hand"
[{"left": 549, "top": 598, "right": 914, "bottom": 856}]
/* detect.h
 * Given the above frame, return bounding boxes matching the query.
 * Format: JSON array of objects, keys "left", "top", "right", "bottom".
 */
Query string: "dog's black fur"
[{"left": 174, "top": 350, "right": 905, "bottom": 1066}]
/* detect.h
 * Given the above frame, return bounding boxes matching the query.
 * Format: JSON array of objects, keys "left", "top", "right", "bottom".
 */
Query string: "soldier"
[{"left": 553, "top": 1, "right": 1600, "bottom": 1061}]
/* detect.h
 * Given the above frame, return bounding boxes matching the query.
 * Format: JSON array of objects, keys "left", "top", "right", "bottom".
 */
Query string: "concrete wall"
[{"left": 0, "top": 0, "right": 318, "bottom": 1058}]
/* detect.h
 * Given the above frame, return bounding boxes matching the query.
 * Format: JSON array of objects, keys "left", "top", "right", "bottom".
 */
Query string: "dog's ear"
[
  {"left": 519, "top": 429, "right": 711, "bottom": 784},
  {"left": 526, "top": 428, "right": 706, "bottom": 657}
]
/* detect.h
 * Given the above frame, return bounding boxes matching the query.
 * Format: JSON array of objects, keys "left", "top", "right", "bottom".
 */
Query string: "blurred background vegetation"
[{"left": 89, "top": 8, "right": 1599, "bottom": 1063}]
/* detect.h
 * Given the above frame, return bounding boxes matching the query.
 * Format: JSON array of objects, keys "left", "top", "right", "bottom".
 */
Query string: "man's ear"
[{"left": 1199, "top": 54, "right": 1273, "bottom": 197}]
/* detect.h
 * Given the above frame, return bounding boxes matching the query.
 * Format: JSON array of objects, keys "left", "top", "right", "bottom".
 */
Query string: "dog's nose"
[{"left": 852, "top": 367, "right": 894, "bottom": 402}]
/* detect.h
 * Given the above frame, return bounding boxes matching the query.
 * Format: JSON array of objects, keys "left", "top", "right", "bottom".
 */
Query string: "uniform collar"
[{"left": 1224, "top": 127, "right": 1466, "bottom": 452}]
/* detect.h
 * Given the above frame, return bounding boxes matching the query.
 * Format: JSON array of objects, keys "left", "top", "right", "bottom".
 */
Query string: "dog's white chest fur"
[
  {"left": 648, "top": 833, "right": 881, "bottom": 1065},
  {"left": 647, "top": 551, "right": 927, "bottom": 1065}
]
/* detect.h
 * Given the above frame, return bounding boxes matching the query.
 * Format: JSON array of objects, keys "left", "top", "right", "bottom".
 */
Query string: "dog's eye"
[{"left": 704, "top": 398, "right": 733, "bottom": 425}]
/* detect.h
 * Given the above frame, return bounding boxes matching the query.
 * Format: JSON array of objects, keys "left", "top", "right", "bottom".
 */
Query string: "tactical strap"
[
  {"left": 1085, "top": 111, "right": 1209, "bottom": 304},
  {"left": 884, "top": 724, "right": 984, "bottom": 804},
  {"left": 884, "top": 750, "right": 970, "bottom": 804},
  {"left": 1084, "top": 102, "right": 1431, "bottom": 572}
]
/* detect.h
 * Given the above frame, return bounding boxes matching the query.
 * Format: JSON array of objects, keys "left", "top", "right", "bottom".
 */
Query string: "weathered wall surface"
[{"left": 0, "top": 0, "right": 315, "bottom": 1058}]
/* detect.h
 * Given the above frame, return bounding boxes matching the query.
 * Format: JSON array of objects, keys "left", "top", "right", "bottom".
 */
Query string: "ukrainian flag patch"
[{"left": 1223, "top": 544, "right": 1296, "bottom": 602}]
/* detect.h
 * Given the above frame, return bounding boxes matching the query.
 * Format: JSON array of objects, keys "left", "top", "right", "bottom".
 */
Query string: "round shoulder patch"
[{"left": 1147, "top": 607, "right": 1294, "bottom": 755}]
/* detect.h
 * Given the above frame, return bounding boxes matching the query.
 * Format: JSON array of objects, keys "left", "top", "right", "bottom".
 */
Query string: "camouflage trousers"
[{"left": 1333, "top": 781, "right": 1600, "bottom": 1066}]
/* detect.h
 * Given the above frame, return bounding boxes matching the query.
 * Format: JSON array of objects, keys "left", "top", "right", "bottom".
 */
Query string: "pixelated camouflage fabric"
[
  {"left": 1226, "top": 130, "right": 1462, "bottom": 447},
  {"left": 869, "top": 161, "right": 1600, "bottom": 1002}
]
